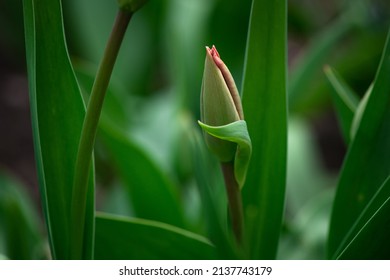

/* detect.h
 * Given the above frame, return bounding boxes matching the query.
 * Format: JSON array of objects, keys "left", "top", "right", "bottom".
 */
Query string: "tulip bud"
[
  {"left": 199, "top": 46, "right": 251, "bottom": 244},
  {"left": 200, "top": 45, "right": 244, "bottom": 162}
]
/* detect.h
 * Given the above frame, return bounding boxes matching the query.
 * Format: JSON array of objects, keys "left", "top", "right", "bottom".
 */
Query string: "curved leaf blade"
[
  {"left": 324, "top": 66, "right": 359, "bottom": 143},
  {"left": 349, "top": 85, "right": 372, "bottom": 141},
  {"left": 23, "top": 0, "right": 95, "bottom": 259},
  {"left": 94, "top": 212, "right": 217, "bottom": 260},
  {"left": 328, "top": 29, "right": 390, "bottom": 257},
  {"left": 241, "top": 0, "right": 288, "bottom": 259},
  {"left": 198, "top": 120, "right": 252, "bottom": 188}
]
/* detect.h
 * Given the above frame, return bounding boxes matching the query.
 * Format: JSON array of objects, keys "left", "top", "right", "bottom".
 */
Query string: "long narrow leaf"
[
  {"left": 324, "top": 66, "right": 359, "bottom": 143},
  {"left": 349, "top": 85, "right": 372, "bottom": 141},
  {"left": 241, "top": 0, "right": 288, "bottom": 259},
  {"left": 328, "top": 29, "right": 390, "bottom": 257},
  {"left": 94, "top": 212, "right": 217, "bottom": 260},
  {"left": 23, "top": 0, "right": 95, "bottom": 259}
]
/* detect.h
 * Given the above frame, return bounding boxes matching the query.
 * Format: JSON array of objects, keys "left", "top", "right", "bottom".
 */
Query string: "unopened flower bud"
[{"left": 200, "top": 45, "right": 244, "bottom": 162}]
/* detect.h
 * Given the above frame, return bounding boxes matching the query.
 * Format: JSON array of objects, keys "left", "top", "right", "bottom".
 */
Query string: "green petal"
[{"left": 198, "top": 120, "right": 252, "bottom": 189}]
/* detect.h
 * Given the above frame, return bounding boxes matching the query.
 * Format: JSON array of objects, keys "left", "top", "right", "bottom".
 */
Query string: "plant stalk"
[
  {"left": 221, "top": 162, "right": 244, "bottom": 247},
  {"left": 70, "top": 10, "right": 132, "bottom": 259}
]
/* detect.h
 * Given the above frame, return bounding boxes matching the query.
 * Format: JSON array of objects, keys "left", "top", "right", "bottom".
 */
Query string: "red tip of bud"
[
  {"left": 210, "top": 45, "right": 220, "bottom": 57},
  {"left": 206, "top": 45, "right": 224, "bottom": 70}
]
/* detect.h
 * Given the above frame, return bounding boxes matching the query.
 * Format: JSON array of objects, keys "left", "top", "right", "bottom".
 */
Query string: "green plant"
[
  {"left": 11, "top": 0, "right": 390, "bottom": 260},
  {"left": 325, "top": 31, "right": 390, "bottom": 259}
]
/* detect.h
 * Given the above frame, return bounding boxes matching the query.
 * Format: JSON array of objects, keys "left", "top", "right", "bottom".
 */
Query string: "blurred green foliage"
[
  {"left": 0, "top": 172, "right": 44, "bottom": 259},
  {"left": 0, "top": 0, "right": 389, "bottom": 259}
]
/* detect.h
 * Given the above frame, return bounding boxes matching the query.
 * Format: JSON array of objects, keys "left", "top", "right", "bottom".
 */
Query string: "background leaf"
[
  {"left": 98, "top": 121, "right": 186, "bottom": 228},
  {"left": 289, "top": 1, "right": 367, "bottom": 113},
  {"left": 324, "top": 66, "right": 359, "bottom": 143},
  {"left": 328, "top": 29, "right": 390, "bottom": 258},
  {"left": 94, "top": 212, "right": 217, "bottom": 260},
  {"left": 278, "top": 188, "right": 334, "bottom": 259},
  {"left": 349, "top": 84, "right": 372, "bottom": 141},
  {"left": 75, "top": 66, "right": 186, "bottom": 228},
  {"left": 278, "top": 118, "right": 335, "bottom": 259},
  {"left": 0, "top": 171, "right": 43, "bottom": 259},
  {"left": 241, "top": 0, "right": 288, "bottom": 259},
  {"left": 23, "top": 0, "right": 95, "bottom": 259}
]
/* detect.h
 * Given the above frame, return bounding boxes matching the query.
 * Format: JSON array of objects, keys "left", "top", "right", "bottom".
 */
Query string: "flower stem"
[
  {"left": 70, "top": 10, "right": 132, "bottom": 259},
  {"left": 221, "top": 162, "right": 244, "bottom": 247}
]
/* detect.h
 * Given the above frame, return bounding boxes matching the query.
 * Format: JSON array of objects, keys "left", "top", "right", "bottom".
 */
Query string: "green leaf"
[
  {"left": 98, "top": 120, "right": 186, "bottom": 228},
  {"left": 328, "top": 29, "right": 390, "bottom": 258},
  {"left": 0, "top": 171, "right": 43, "bottom": 259},
  {"left": 289, "top": 1, "right": 366, "bottom": 112},
  {"left": 198, "top": 120, "right": 251, "bottom": 189},
  {"left": 240, "top": 0, "right": 288, "bottom": 259},
  {"left": 335, "top": 176, "right": 390, "bottom": 259},
  {"left": 324, "top": 66, "right": 359, "bottom": 143},
  {"left": 349, "top": 84, "right": 372, "bottom": 140},
  {"left": 94, "top": 212, "right": 217, "bottom": 260},
  {"left": 23, "top": 0, "right": 95, "bottom": 259}
]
